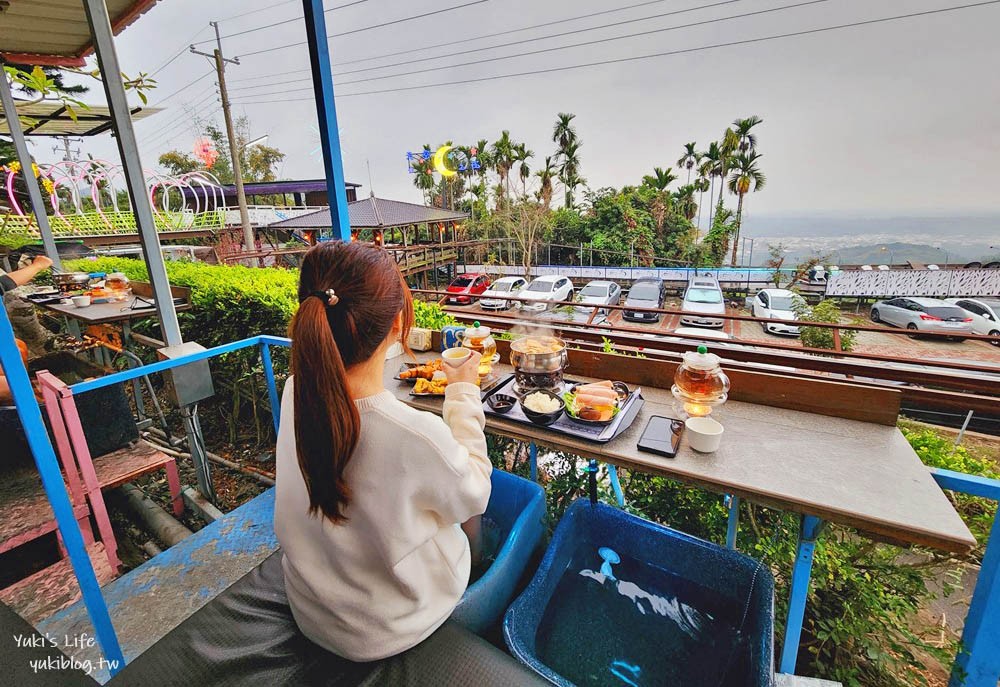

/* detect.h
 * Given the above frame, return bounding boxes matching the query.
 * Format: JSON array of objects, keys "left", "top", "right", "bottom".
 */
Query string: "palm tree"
[
  {"left": 535, "top": 156, "right": 557, "bottom": 209},
  {"left": 674, "top": 184, "right": 698, "bottom": 222},
  {"left": 726, "top": 151, "right": 766, "bottom": 265},
  {"left": 693, "top": 174, "right": 710, "bottom": 229},
  {"left": 514, "top": 143, "right": 534, "bottom": 198},
  {"left": 552, "top": 112, "right": 581, "bottom": 208},
  {"left": 715, "top": 128, "right": 739, "bottom": 213},
  {"left": 552, "top": 112, "right": 577, "bottom": 152},
  {"left": 676, "top": 142, "right": 699, "bottom": 184},
  {"left": 560, "top": 140, "right": 582, "bottom": 208},
  {"left": 490, "top": 131, "right": 517, "bottom": 202},
  {"left": 411, "top": 144, "right": 435, "bottom": 204},
  {"left": 642, "top": 166, "right": 677, "bottom": 191},
  {"left": 732, "top": 115, "right": 763, "bottom": 153},
  {"left": 699, "top": 142, "right": 723, "bottom": 229}
]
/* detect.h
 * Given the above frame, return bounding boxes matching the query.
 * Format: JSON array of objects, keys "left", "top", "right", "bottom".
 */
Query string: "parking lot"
[{"left": 447, "top": 298, "right": 1000, "bottom": 365}]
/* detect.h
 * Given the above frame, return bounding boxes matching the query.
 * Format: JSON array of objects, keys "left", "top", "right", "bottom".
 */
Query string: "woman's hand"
[{"left": 444, "top": 350, "right": 481, "bottom": 386}]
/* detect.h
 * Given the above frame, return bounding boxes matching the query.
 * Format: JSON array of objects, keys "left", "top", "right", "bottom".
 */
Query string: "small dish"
[
  {"left": 519, "top": 389, "right": 565, "bottom": 426},
  {"left": 486, "top": 393, "right": 516, "bottom": 414}
]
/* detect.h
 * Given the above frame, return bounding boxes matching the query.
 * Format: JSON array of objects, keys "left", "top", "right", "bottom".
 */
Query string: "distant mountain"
[{"left": 745, "top": 241, "right": 980, "bottom": 267}]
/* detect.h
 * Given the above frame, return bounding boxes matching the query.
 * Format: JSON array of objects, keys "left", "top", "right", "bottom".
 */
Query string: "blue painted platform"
[{"left": 37, "top": 489, "right": 277, "bottom": 684}]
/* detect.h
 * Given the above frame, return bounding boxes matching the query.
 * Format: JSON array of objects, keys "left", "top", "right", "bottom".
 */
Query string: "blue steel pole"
[
  {"left": 302, "top": 0, "right": 352, "bottom": 242},
  {"left": 950, "top": 509, "right": 1000, "bottom": 686},
  {"left": 725, "top": 494, "right": 740, "bottom": 550},
  {"left": 260, "top": 342, "right": 281, "bottom": 436},
  {"left": 529, "top": 442, "right": 537, "bottom": 483},
  {"left": 0, "top": 309, "right": 124, "bottom": 672},
  {"left": 607, "top": 464, "right": 625, "bottom": 508},
  {"left": 780, "top": 514, "right": 824, "bottom": 674}
]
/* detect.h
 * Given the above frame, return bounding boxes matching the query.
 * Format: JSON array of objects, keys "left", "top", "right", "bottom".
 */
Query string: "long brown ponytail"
[{"left": 289, "top": 241, "right": 413, "bottom": 522}]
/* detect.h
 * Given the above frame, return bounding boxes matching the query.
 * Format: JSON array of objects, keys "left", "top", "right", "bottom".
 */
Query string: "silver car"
[
  {"left": 946, "top": 298, "right": 1000, "bottom": 345},
  {"left": 574, "top": 280, "right": 622, "bottom": 314},
  {"left": 680, "top": 277, "right": 726, "bottom": 328},
  {"left": 870, "top": 297, "right": 974, "bottom": 339},
  {"left": 480, "top": 276, "right": 527, "bottom": 311}
]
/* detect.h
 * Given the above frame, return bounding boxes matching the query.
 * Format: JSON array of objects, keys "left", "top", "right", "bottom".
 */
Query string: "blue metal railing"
[{"left": 1, "top": 329, "right": 997, "bottom": 684}]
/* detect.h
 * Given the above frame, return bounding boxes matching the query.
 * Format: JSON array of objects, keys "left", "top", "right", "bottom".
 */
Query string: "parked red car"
[{"left": 446, "top": 273, "right": 490, "bottom": 304}]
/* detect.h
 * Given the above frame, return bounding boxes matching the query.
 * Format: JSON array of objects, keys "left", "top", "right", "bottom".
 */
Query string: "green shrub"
[
  {"left": 412, "top": 298, "right": 457, "bottom": 330},
  {"left": 793, "top": 298, "right": 857, "bottom": 352}
]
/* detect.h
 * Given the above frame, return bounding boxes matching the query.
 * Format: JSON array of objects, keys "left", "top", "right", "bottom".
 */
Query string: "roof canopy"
[
  {"left": 270, "top": 196, "right": 469, "bottom": 230},
  {"left": 0, "top": 0, "right": 160, "bottom": 67},
  {"left": 0, "top": 99, "right": 160, "bottom": 136}
]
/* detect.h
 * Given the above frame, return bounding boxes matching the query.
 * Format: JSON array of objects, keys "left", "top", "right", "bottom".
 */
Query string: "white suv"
[
  {"left": 480, "top": 276, "right": 527, "bottom": 310},
  {"left": 519, "top": 275, "right": 574, "bottom": 311}
]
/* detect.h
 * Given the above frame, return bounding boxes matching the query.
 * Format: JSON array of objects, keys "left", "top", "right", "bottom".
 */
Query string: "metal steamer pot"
[
  {"left": 54, "top": 272, "right": 90, "bottom": 294},
  {"left": 509, "top": 336, "right": 569, "bottom": 393}
]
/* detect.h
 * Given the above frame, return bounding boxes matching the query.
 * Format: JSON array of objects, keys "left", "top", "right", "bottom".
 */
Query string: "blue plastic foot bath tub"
[
  {"left": 452, "top": 469, "right": 546, "bottom": 634},
  {"left": 504, "top": 499, "right": 774, "bottom": 686}
]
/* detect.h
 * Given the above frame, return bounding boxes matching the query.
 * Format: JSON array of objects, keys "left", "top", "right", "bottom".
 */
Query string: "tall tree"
[
  {"left": 699, "top": 142, "right": 723, "bottom": 230},
  {"left": 732, "top": 115, "right": 763, "bottom": 153},
  {"left": 676, "top": 142, "right": 699, "bottom": 184},
  {"left": 673, "top": 184, "right": 698, "bottom": 222},
  {"left": 727, "top": 151, "right": 766, "bottom": 265},
  {"left": 535, "top": 156, "right": 557, "bottom": 209},
  {"left": 552, "top": 112, "right": 581, "bottom": 208},
  {"left": 693, "top": 174, "right": 710, "bottom": 229},
  {"left": 514, "top": 143, "right": 534, "bottom": 198},
  {"left": 715, "top": 127, "right": 739, "bottom": 213},
  {"left": 560, "top": 140, "right": 583, "bottom": 208},
  {"left": 489, "top": 131, "right": 516, "bottom": 204},
  {"left": 641, "top": 166, "right": 677, "bottom": 191}
]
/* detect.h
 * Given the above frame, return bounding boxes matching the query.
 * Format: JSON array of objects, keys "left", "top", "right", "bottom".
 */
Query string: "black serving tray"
[{"left": 482, "top": 377, "right": 644, "bottom": 443}]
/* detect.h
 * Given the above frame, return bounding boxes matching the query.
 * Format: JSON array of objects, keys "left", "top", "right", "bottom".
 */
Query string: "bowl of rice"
[{"left": 519, "top": 389, "right": 565, "bottom": 426}]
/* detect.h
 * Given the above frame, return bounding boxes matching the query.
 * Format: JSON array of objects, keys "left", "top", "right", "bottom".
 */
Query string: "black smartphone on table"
[{"left": 637, "top": 415, "right": 685, "bottom": 458}]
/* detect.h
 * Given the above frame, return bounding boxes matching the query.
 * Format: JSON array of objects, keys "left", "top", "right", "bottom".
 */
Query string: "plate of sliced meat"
[{"left": 563, "top": 380, "right": 630, "bottom": 426}]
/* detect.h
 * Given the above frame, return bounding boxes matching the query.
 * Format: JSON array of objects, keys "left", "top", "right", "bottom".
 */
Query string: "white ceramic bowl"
[
  {"left": 441, "top": 347, "right": 471, "bottom": 367},
  {"left": 71, "top": 295, "right": 92, "bottom": 308},
  {"left": 685, "top": 416, "right": 724, "bottom": 453}
]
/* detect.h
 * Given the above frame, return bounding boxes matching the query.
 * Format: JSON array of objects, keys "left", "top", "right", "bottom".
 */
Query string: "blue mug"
[{"left": 441, "top": 325, "right": 465, "bottom": 352}]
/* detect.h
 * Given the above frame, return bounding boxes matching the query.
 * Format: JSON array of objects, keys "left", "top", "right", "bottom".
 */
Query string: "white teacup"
[
  {"left": 685, "top": 416, "right": 724, "bottom": 453},
  {"left": 441, "top": 347, "right": 471, "bottom": 367},
  {"left": 71, "top": 295, "right": 92, "bottom": 308}
]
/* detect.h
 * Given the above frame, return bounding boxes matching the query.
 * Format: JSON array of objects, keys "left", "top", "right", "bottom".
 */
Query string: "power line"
[
  {"left": 191, "top": 0, "right": 371, "bottom": 45},
  {"left": 150, "top": 71, "right": 215, "bottom": 105},
  {"left": 227, "top": 0, "right": 684, "bottom": 84},
  {"left": 240, "top": 0, "right": 491, "bottom": 58},
  {"left": 144, "top": 100, "right": 222, "bottom": 151},
  {"left": 229, "top": 1, "right": 1000, "bottom": 103},
  {"left": 217, "top": 0, "right": 297, "bottom": 23},
  {"left": 336, "top": 0, "right": 750, "bottom": 78},
  {"left": 337, "top": 0, "right": 826, "bottom": 86},
  {"left": 150, "top": 26, "right": 212, "bottom": 76},
  {"left": 143, "top": 93, "right": 220, "bottom": 147},
  {"left": 228, "top": 0, "right": 826, "bottom": 97},
  {"left": 226, "top": 0, "right": 748, "bottom": 92},
  {"left": 335, "top": 0, "right": 680, "bottom": 67}
]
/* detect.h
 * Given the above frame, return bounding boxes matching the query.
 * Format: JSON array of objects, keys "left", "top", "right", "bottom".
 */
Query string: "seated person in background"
[
  {"left": 274, "top": 241, "right": 492, "bottom": 662},
  {"left": 0, "top": 255, "right": 53, "bottom": 296},
  {"left": 0, "top": 339, "right": 30, "bottom": 404}
]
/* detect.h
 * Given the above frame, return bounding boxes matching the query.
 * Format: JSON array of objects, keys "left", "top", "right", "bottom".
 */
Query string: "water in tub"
[{"left": 536, "top": 545, "right": 746, "bottom": 686}]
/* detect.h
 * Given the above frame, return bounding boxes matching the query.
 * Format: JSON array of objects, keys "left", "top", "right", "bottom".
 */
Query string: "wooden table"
[
  {"left": 389, "top": 352, "right": 976, "bottom": 674},
  {"left": 389, "top": 355, "right": 974, "bottom": 553}
]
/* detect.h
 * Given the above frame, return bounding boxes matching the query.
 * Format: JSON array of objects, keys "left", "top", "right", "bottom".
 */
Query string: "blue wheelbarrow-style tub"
[
  {"left": 452, "top": 469, "right": 547, "bottom": 634},
  {"left": 504, "top": 499, "right": 775, "bottom": 687}
]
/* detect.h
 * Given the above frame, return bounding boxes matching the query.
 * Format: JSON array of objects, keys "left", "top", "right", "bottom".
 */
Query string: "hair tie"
[{"left": 304, "top": 288, "right": 339, "bottom": 307}]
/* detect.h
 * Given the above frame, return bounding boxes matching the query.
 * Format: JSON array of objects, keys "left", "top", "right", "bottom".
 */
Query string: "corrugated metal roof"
[
  {"left": 0, "top": 0, "right": 160, "bottom": 67},
  {"left": 0, "top": 99, "right": 160, "bottom": 136},
  {"left": 270, "top": 196, "right": 468, "bottom": 230}
]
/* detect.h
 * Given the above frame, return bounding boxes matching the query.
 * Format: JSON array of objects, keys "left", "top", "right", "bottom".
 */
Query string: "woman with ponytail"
[{"left": 274, "top": 241, "right": 491, "bottom": 662}]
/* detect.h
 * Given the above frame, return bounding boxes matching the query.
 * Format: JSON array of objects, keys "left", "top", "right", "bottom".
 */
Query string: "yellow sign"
[{"left": 432, "top": 145, "right": 456, "bottom": 178}]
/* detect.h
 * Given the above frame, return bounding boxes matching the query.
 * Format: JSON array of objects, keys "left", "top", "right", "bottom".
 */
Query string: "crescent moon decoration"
[{"left": 433, "top": 145, "right": 457, "bottom": 178}]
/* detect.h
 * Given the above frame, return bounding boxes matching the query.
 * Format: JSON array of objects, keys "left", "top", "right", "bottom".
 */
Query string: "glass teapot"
[
  {"left": 671, "top": 345, "right": 730, "bottom": 417},
  {"left": 456, "top": 322, "right": 497, "bottom": 377}
]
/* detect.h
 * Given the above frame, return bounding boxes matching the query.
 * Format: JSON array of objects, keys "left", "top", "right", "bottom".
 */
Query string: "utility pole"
[
  {"left": 53, "top": 136, "right": 83, "bottom": 162},
  {"left": 191, "top": 22, "right": 254, "bottom": 259}
]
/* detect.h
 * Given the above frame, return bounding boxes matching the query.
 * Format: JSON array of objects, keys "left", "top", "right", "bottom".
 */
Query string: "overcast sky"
[{"left": 41, "top": 0, "right": 1000, "bottom": 226}]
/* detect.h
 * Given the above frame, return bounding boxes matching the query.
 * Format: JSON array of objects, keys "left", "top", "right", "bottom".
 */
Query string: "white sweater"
[{"left": 274, "top": 377, "right": 492, "bottom": 661}]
